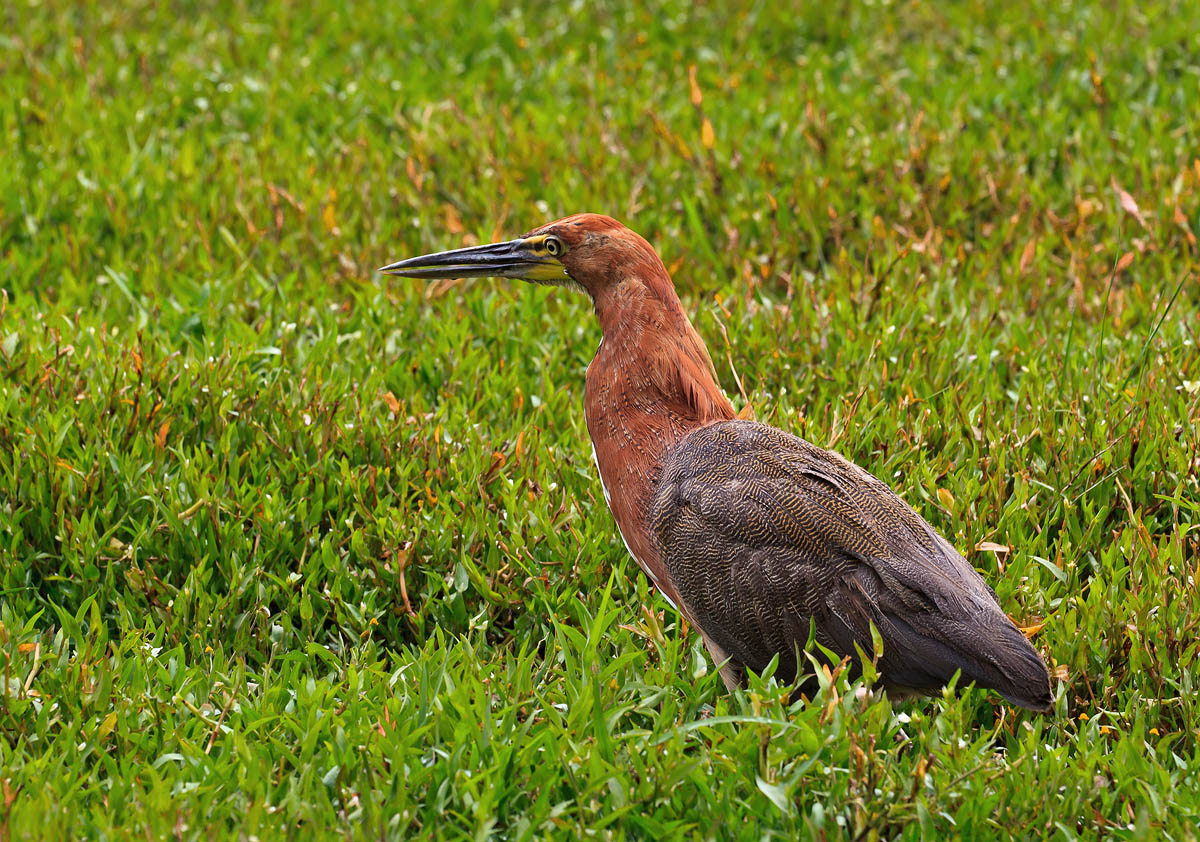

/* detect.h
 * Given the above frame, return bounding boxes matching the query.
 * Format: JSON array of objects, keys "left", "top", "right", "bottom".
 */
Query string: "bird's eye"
[{"left": 544, "top": 236, "right": 563, "bottom": 256}]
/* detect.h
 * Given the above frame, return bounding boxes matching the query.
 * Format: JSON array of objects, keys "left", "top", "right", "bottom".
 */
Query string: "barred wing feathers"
[{"left": 650, "top": 421, "right": 1052, "bottom": 711}]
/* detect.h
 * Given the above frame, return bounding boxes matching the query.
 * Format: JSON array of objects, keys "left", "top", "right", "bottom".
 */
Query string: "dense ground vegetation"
[{"left": 2, "top": 0, "right": 1199, "bottom": 838}]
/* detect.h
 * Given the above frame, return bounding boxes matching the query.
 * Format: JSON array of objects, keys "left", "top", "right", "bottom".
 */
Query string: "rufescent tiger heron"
[{"left": 381, "top": 213, "right": 1053, "bottom": 712}]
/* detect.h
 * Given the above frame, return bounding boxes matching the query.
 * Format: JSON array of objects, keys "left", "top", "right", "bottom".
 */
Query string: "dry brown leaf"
[
  {"left": 155, "top": 419, "right": 171, "bottom": 449},
  {"left": 382, "top": 391, "right": 401, "bottom": 415},
  {"left": 56, "top": 458, "right": 84, "bottom": 477},
  {"left": 1111, "top": 178, "right": 1149, "bottom": 230},
  {"left": 1019, "top": 238, "right": 1037, "bottom": 275},
  {"left": 322, "top": 187, "right": 339, "bottom": 235},
  {"left": 488, "top": 451, "right": 506, "bottom": 473},
  {"left": 913, "top": 754, "right": 929, "bottom": 785},
  {"left": 976, "top": 541, "right": 1011, "bottom": 553},
  {"left": 688, "top": 64, "right": 702, "bottom": 107},
  {"left": 1115, "top": 251, "right": 1135, "bottom": 274},
  {"left": 1076, "top": 197, "right": 1099, "bottom": 221},
  {"left": 406, "top": 156, "right": 423, "bottom": 192}
]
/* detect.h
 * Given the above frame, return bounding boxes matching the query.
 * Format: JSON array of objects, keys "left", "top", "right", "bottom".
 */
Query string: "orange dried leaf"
[
  {"left": 1111, "top": 178, "right": 1149, "bottom": 230},
  {"left": 701, "top": 118, "right": 715, "bottom": 150},
  {"left": 687, "top": 65, "right": 702, "bottom": 107},
  {"left": 382, "top": 391, "right": 401, "bottom": 415},
  {"left": 1019, "top": 238, "right": 1037, "bottom": 275},
  {"left": 1018, "top": 622, "right": 1045, "bottom": 639},
  {"left": 155, "top": 419, "right": 171, "bottom": 449},
  {"left": 55, "top": 458, "right": 83, "bottom": 477},
  {"left": 913, "top": 754, "right": 929, "bottom": 780},
  {"left": 405, "top": 156, "right": 423, "bottom": 192},
  {"left": 1115, "top": 251, "right": 1135, "bottom": 273}
]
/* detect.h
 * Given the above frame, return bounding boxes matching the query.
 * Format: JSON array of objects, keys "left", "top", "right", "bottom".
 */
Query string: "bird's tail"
[
  {"left": 876, "top": 608, "right": 1053, "bottom": 712},
  {"left": 823, "top": 585, "right": 1053, "bottom": 712}
]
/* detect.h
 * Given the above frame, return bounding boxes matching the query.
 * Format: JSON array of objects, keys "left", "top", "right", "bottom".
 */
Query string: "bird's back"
[{"left": 649, "top": 420, "right": 1052, "bottom": 711}]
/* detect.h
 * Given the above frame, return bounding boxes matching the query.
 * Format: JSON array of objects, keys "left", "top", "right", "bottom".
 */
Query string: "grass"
[{"left": 2, "top": 0, "right": 1199, "bottom": 837}]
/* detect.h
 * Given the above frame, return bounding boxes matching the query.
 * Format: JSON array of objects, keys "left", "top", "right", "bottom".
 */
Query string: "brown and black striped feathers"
[{"left": 650, "top": 420, "right": 1052, "bottom": 711}]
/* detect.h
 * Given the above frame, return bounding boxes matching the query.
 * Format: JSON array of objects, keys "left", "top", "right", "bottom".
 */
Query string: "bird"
[{"left": 381, "top": 213, "right": 1053, "bottom": 712}]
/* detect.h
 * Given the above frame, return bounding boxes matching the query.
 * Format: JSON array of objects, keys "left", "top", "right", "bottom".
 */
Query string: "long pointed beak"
[{"left": 379, "top": 238, "right": 557, "bottom": 280}]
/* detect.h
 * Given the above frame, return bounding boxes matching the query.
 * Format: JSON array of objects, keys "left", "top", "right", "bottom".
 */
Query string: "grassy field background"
[{"left": 3, "top": 0, "right": 1199, "bottom": 838}]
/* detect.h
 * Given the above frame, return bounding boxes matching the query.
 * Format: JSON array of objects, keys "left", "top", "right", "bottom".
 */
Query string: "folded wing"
[{"left": 650, "top": 420, "right": 1052, "bottom": 711}]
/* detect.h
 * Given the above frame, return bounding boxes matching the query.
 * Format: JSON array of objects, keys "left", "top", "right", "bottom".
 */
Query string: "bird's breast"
[
  {"left": 582, "top": 312, "right": 734, "bottom": 617},
  {"left": 585, "top": 368, "right": 689, "bottom": 614}
]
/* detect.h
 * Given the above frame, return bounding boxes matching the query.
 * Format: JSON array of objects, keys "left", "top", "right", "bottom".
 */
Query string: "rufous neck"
[
  {"left": 589, "top": 275, "right": 735, "bottom": 427},
  {"left": 590, "top": 272, "right": 686, "bottom": 337}
]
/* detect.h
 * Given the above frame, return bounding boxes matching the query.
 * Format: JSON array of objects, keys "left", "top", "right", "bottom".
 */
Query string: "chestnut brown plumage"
[{"left": 381, "top": 213, "right": 1053, "bottom": 712}]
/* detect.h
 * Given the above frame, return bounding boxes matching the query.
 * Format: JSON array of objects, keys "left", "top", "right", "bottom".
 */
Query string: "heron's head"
[{"left": 380, "top": 213, "right": 668, "bottom": 301}]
